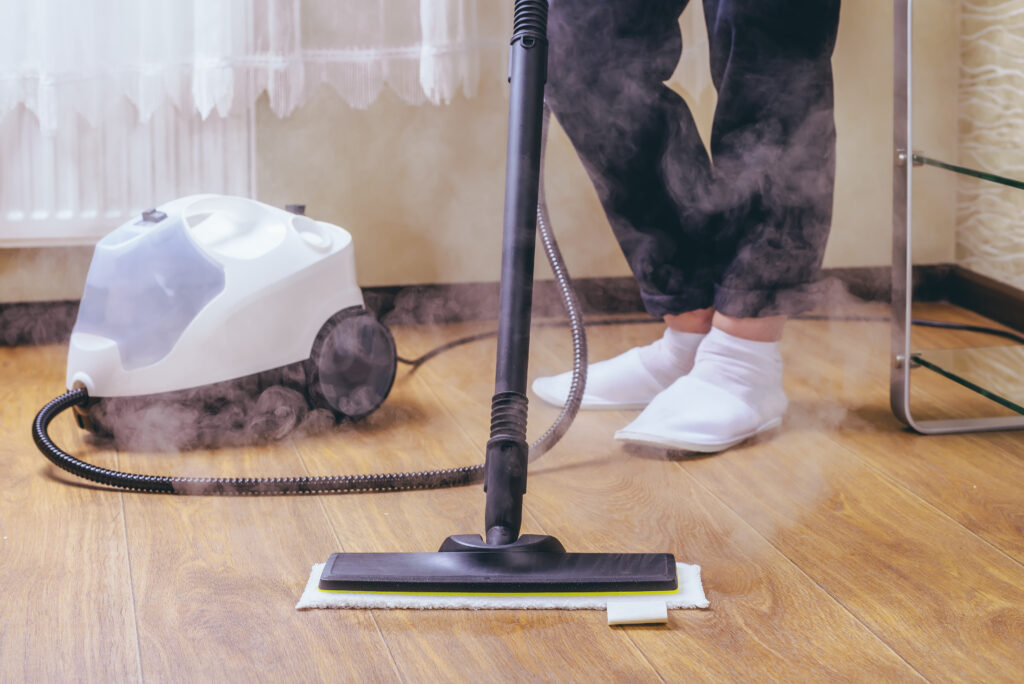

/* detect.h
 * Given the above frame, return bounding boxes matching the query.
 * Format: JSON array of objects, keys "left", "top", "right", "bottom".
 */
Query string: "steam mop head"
[
  {"left": 297, "top": 561, "right": 708, "bottom": 625},
  {"left": 298, "top": 536, "right": 708, "bottom": 625}
]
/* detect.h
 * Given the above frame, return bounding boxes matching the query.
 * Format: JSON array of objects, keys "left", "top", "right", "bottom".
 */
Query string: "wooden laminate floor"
[{"left": 1, "top": 301, "right": 1022, "bottom": 682}]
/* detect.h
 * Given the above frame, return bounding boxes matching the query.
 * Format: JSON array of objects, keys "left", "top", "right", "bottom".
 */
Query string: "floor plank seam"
[
  {"left": 369, "top": 611, "right": 407, "bottom": 684},
  {"left": 395, "top": 367, "right": 484, "bottom": 467},
  {"left": 117, "top": 483, "right": 146, "bottom": 684},
  {"left": 293, "top": 438, "right": 406, "bottom": 681},
  {"left": 293, "top": 438, "right": 348, "bottom": 555},
  {"left": 670, "top": 459, "right": 934, "bottom": 683},
  {"left": 622, "top": 632, "right": 668, "bottom": 684},
  {"left": 825, "top": 430, "right": 1024, "bottom": 571}
]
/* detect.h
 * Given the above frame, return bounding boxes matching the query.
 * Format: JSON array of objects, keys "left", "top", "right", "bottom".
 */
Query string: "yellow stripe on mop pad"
[{"left": 296, "top": 562, "right": 708, "bottom": 625}]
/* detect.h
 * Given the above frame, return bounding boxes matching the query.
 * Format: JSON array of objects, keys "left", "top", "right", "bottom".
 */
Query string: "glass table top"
[{"left": 913, "top": 345, "right": 1024, "bottom": 415}]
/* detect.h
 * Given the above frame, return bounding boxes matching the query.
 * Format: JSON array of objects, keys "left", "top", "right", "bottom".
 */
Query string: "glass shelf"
[
  {"left": 912, "top": 154, "right": 1024, "bottom": 192},
  {"left": 912, "top": 346, "right": 1024, "bottom": 415}
]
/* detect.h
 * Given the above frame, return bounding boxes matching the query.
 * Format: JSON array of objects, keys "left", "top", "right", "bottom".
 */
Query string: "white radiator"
[{"left": 0, "top": 103, "right": 254, "bottom": 247}]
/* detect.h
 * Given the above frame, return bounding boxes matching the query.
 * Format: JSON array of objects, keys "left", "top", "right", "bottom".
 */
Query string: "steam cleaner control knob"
[{"left": 140, "top": 209, "right": 167, "bottom": 224}]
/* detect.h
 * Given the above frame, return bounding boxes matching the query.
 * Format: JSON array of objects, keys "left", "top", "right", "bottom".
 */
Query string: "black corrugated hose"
[
  {"left": 32, "top": 388, "right": 485, "bottom": 495},
  {"left": 31, "top": 103, "right": 589, "bottom": 496}
]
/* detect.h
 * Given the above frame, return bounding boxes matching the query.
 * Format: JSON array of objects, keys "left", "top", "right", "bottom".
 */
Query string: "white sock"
[
  {"left": 688, "top": 327, "right": 785, "bottom": 408},
  {"left": 637, "top": 327, "right": 707, "bottom": 386},
  {"left": 531, "top": 327, "right": 706, "bottom": 410},
  {"left": 615, "top": 327, "right": 788, "bottom": 452}
]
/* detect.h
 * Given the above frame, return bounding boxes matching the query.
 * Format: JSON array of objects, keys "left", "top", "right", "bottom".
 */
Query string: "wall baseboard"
[
  {"left": 2, "top": 264, "right": 1019, "bottom": 346},
  {"left": 365, "top": 265, "right": 958, "bottom": 325},
  {"left": 946, "top": 266, "right": 1024, "bottom": 334},
  {"left": 363, "top": 275, "right": 649, "bottom": 327}
]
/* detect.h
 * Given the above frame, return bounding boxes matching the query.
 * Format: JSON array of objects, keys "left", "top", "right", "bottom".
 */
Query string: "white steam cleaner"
[{"left": 64, "top": 195, "right": 398, "bottom": 448}]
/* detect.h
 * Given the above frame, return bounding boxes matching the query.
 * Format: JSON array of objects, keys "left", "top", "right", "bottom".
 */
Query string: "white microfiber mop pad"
[{"left": 296, "top": 562, "right": 708, "bottom": 625}]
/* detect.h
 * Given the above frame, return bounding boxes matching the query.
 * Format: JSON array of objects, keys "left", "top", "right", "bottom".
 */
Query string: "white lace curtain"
[
  {"left": 0, "top": 0, "right": 711, "bottom": 247},
  {"left": 0, "top": 0, "right": 507, "bottom": 136}
]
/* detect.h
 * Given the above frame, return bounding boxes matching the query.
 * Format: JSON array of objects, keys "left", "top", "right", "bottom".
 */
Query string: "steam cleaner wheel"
[{"left": 307, "top": 306, "right": 397, "bottom": 419}]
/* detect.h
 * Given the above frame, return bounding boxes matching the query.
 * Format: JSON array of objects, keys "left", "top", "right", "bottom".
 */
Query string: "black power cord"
[
  {"left": 33, "top": 389, "right": 484, "bottom": 495},
  {"left": 902, "top": 318, "right": 1024, "bottom": 344}
]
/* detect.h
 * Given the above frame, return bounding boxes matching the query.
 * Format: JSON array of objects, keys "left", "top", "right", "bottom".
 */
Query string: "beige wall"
[
  {"left": 1, "top": 1, "right": 961, "bottom": 302},
  {"left": 909, "top": 0, "right": 962, "bottom": 264}
]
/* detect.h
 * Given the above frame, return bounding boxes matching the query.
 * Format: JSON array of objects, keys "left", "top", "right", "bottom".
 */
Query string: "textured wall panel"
[{"left": 958, "top": 0, "right": 1024, "bottom": 289}]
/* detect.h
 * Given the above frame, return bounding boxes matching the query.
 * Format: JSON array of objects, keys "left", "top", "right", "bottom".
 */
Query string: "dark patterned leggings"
[{"left": 546, "top": 0, "right": 842, "bottom": 317}]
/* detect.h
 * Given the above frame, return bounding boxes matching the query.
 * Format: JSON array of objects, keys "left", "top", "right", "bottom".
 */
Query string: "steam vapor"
[{"left": 78, "top": 361, "right": 337, "bottom": 451}]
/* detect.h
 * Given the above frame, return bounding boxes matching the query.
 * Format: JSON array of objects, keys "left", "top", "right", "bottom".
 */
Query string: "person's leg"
[
  {"left": 664, "top": 307, "right": 715, "bottom": 334},
  {"left": 616, "top": 0, "right": 841, "bottom": 451},
  {"left": 545, "top": 0, "right": 725, "bottom": 315},
  {"left": 533, "top": 0, "right": 717, "bottom": 410},
  {"left": 706, "top": 0, "right": 842, "bottom": 321},
  {"left": 712, "top": 312, "right": 786, "bottom": 342}
]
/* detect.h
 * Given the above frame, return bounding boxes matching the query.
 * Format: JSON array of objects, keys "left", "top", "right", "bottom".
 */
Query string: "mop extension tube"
[{"left": 484, "top": 0, "right": 550, "bottom": 546}]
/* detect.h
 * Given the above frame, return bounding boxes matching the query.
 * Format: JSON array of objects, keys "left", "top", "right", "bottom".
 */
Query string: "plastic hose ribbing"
[{"left": 512, "top": 0, "right": 548, "bottom": 43}]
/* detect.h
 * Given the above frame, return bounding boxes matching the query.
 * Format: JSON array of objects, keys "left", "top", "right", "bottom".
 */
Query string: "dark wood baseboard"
[
  {"left": 946, "top": 266, "right": 1024, "bottom": 333},
  {"left": 3, "top": 264, "right": 1021, "bottom": 346},
  {"left": 363, "top": 275, "right": 648, "bottom": 327},
  {"left": 365, "top": 265, "right": 959, "bottom": 325}
]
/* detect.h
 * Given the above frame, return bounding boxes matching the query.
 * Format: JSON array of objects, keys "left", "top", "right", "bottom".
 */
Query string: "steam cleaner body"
[{"left": 66, "top": 195, "right": 397, "bottom": 445}]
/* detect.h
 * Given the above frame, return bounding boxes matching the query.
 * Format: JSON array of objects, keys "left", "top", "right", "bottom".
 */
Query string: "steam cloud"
[
  {"left": 0, "top": 301, "right": 77, "bottom": 346},
  {"left": 80, "top": 361, "right": 337, "bottom": 451}
]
